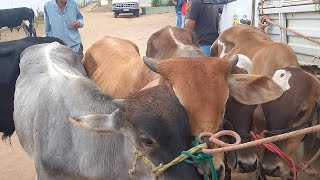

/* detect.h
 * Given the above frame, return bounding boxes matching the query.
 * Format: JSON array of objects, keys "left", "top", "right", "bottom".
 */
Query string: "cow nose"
[
  {"left": 262, "top": 166, "right": 280, "bottom": 176},
  {"left": 238, "top": 159, "right": 257, "bottom": 172},
  {"left": 201, "top": 136, "right": 211, "bottom": 146},
  {"left": 216, "top": 165, "right": 224, "bottom": 180}
]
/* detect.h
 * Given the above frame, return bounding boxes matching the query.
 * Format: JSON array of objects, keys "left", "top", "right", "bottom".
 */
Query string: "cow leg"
[
  {"left": 22, "top": 24, "right": 29, "bottom": 37},
  {"left": 33, "top": 27, "right": 37, "bottom": 37}
]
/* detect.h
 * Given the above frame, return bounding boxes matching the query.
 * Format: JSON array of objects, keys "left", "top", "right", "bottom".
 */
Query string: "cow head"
[
  {"left": 146, "top": 26, "right": 204, "bottom": 60},
  {"left": 70, "top": 86, "right": 202, "bottom": 180},
  {"left": 143, "top": 56, "right": 284, "bottom": 179},
  {"left": 224, "top": 59, "right": 259, "bottom": 174},
  {"left": 260, "top": 67, "right": 320, "bottom": 177}
]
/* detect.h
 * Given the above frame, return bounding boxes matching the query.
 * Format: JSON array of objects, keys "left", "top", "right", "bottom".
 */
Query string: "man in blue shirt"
[{"left": 44, "top": 0, "right": 84, "bottom": 58}]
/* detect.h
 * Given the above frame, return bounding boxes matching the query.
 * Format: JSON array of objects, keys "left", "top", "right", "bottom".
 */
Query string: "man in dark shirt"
[{"left": 185, "top": 0, "right": 220, "bottom": 56}]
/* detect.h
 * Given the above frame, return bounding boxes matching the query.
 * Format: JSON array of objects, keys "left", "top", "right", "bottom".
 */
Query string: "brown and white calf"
[{"left": 211, "top": 24, "right": 320, "bottom": 178}]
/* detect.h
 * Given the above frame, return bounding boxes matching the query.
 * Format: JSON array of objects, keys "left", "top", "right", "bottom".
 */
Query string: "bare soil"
[{"left": 0, "top": 8, "right": 319, "bottom": 180}]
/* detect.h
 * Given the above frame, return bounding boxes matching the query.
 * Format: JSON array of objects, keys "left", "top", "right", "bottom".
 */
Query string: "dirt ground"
[{"left": 0, "top": 7, "right": 319, "bottom": 180}]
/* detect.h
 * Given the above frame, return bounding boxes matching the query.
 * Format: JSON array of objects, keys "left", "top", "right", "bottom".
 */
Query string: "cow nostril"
[
  {"left": 216, "top": 165, "right": 224, "bottom": 179},
  {"left": 262, "top": 166, "right": 280, "bottom": 176},
  {"left": 238, "top": 160, "right": 257, "bottom": 172},
  {"left": 201, "top": 136, "right": 212, "bottom": 147}
]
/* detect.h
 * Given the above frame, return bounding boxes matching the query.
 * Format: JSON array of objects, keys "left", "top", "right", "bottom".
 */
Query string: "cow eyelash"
[{"left": 141, "top": 137, "right": 154, "bottom": 146}]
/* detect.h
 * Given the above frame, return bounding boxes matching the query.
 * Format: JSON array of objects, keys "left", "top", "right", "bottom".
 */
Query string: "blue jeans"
[
  {"left": 199, "top": 44, "right": 212, "bottom": 57},
  {"left": 176, "top": 11, "right": 182, "bottom": 28}
]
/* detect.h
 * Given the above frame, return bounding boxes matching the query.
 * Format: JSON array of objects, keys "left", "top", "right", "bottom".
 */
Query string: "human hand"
[{"left": 70, "top": 21, "right": 80, "bottom": 29}]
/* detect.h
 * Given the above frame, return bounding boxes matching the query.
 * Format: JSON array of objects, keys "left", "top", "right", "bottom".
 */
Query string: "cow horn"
[
  {"left": 229, "top": 55, "right": 239, "bottom": 70},
  {"left": 143, "top": 56, "right": 158, "bottom": 73},
  {"left": 112, "top": 99, "right": 126, "bottom": 111}
]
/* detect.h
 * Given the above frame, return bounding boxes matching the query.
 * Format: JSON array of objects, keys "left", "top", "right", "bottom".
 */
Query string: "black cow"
[
  {"left": 0, "top": 7, "right": 37, "bottom": 38},
  {"left": 0, "top": 37, "right": 65, "bottom": 139}
]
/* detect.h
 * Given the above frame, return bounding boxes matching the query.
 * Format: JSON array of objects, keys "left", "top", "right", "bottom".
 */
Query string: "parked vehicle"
[{"left": 112, "top": 0, "right": 140, "bottom": 18}]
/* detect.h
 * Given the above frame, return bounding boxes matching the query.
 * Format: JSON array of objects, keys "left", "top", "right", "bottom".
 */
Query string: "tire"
[
  {"left": 134, "top": 11, "right": 140, "bottom": 17},
  {"left": 113, "top": 12, "right": 119, "bottom": 18}
]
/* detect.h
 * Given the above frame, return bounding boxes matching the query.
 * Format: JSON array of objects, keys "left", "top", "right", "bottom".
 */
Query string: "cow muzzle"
[
  {"left": 260, "top": 155, "right": 290, "bottom": 177},
  {"left": 196, "top": 136, "right": 226, "bottom": 180},
  {"left": 227, "top": 150, "right": 259, "bottom": 173}
]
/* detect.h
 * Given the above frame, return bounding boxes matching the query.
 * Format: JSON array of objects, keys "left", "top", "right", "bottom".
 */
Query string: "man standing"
[
  {"left": 185, "top": 0, "right": 220, "bottom": 56},
  {"left": 173, "top": 0, "right": 182, "bottom": 28},
  {"left": 44, "top": 0, "right": 84, "bottom": 58}
]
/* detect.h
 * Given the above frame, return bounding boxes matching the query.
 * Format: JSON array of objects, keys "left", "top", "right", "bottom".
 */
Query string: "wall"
[
  {"left": 261, "top": 0, "right": 320, "bottom": 65},
  {"left": 100, "top": 0, "right": 109, "bottom": 5},
  {"left": 220, "top": 0, "right": 320, "bottom": 66}
]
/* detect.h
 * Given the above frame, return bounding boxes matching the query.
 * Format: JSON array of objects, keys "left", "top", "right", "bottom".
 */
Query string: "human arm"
[
  {"left": 71, "top": 5, "right": 84, "bottom": 29},
  {"left": 76, "top": 6, "right": 84, "bottom": 28},
  {"left": 172, "top": 0, "right": 177, "bottom": 6},
  {"left": 44, "top": 5, "right": 51, "bottom": 36},
  {"left": 185, "top": 19, "right": 196, "bottom": 30},
  {"left": 185, "top": 0, "right": 201, "bottom": 30}
]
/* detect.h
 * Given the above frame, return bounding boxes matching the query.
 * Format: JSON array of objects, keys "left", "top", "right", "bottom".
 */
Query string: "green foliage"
[
  {"left": 167, "top": 0, "right": 175, "bottom": 6},
  {"left": 152, "top": 0, "right": 162, "bottom": 7}
]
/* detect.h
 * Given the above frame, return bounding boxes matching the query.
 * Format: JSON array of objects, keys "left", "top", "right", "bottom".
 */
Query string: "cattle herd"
[{"left": 0, "top": 22, "right": 319, "bottom": 180}]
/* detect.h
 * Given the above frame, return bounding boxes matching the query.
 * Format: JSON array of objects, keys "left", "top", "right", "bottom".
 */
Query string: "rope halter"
[
  {"left": 128, "top": 130, "right": 241, "bottom": 180},
  {"left": 129, "top": 143, "right": 208, "bottom": 180}
]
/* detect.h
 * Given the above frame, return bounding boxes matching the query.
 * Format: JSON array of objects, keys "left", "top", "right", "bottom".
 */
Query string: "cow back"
[{"left": 83, "top": 36, "right": 157, "bottom": 98}]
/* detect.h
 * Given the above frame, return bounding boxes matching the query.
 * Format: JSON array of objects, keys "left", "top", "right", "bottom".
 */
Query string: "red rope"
[{"left": 250, "top": 131, "right": 297, "bottom": 180}]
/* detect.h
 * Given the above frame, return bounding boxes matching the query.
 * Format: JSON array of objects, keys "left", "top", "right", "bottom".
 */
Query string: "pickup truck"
[{"left": 112, "top": 0, "right": 140, "bottom": 18}]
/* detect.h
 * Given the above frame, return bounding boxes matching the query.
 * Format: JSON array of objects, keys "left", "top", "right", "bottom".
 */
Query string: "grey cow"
[{"left": 14, "top": 42, "right": 202, "bottom": 180}]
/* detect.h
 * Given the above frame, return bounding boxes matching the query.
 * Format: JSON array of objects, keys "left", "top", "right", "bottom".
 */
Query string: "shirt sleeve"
[
  {"left": 187, "top": 1, "right": 201, "bottom": 22},
  {"left": 44, "top": 5, "right": 51, "bottom": 37},
  {"left": 76, "top": 6, "right": 84, "bottom": 28}
]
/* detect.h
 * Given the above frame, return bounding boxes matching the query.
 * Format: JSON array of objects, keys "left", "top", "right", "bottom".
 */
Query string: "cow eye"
[
  {"left": 141, "top": 137, "right": 154, "bottom": 146},
  {"left": 297, "top": 109, "right": 307, "bottom": 118}
]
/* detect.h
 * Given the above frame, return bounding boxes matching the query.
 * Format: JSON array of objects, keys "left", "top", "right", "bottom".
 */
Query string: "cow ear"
[
  {"left": 143, "top": 56, "right": 158, "bottom": 73},
  {"left": 69, "top": 109, "right": 125, "bottom": 134},
  {"left": 227, "top": 74, "right": 284, "bottom": 105}
]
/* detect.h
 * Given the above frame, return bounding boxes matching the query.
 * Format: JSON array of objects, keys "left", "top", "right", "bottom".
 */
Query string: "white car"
[{"left": 112, "top": 0, "right": 140, "bottom": 18}]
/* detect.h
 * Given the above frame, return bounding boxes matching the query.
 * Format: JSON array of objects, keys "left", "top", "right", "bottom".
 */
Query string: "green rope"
[{"left": 181, "top": 138, "right": 218, "bottom": 180}]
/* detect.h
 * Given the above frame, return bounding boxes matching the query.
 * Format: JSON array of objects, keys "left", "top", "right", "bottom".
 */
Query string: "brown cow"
[
  {"left": 211, "top": 24, "right": 320, "bottom": 178},
  {"left": 146, "top": 25, "right": 205, "bottom": 60},
  {"left": 143, "top": 56, "right": 285, "bottom": 179},
  {"left": 83, "top": 36, "right": 157, "bottom": 98}
]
